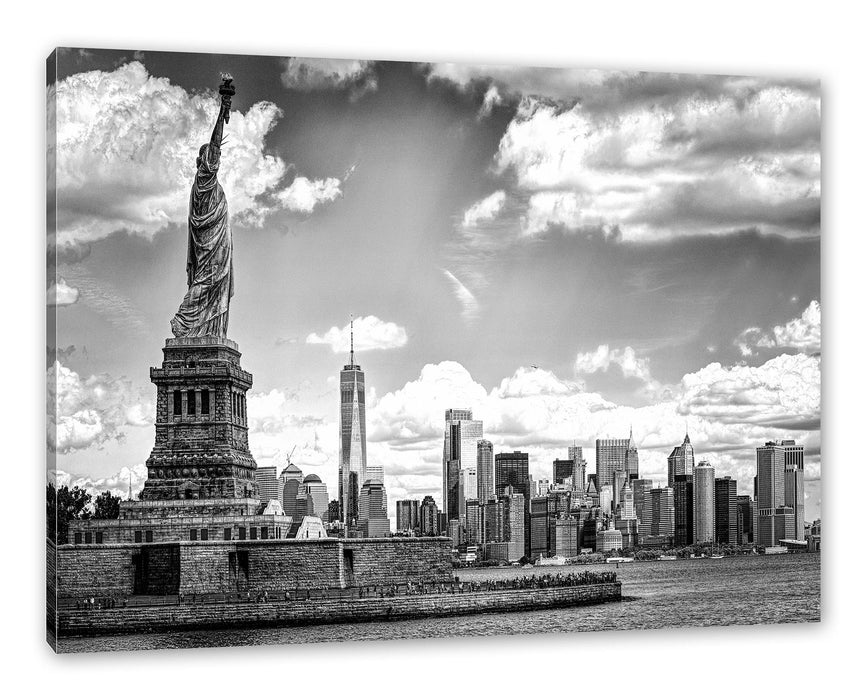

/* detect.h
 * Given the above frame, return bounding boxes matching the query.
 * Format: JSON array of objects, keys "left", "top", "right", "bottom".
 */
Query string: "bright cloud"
[
  {"left": 735, "top": 301, "right": 821, "bottom": 356},
  {"left": 52, "top": 61, "right": 343, "bottom": 246},
  {"left": 574, "top": 344, "right": 655, "bottom": 385},
  {"left": 48, "top": 361, "right": 152, "bottom": 453},
  {"left": 54, "top": 463, "right": 147, "bottom": 500},
  {"left": 306, "top": 315, "right": 408, "bottom": 353},
  {"left": 276, "top": 176, "right": 342, "bottom": 214},
  {"left": 48, "top": 278, "right": 79, "bottom": 306},
  {"left": 493, "top": 85, "right": 819, "bottom": 242},
  {"left": 281, "top": 57, "right": 377, "bottom": 97},
  {"left": 362, "top": 352, "right": 820, "bottom": 506},
  {"left": 462, "top": 190, "right": 506, "bottom": 227}
]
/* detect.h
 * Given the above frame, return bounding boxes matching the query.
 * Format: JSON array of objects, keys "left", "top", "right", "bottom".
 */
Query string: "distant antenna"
[
  {"left": 127, "top": 472, "right": 132, "bottom": 501},
  {"left": 350, "top": 313, "right": 355, "bottom": 366}
]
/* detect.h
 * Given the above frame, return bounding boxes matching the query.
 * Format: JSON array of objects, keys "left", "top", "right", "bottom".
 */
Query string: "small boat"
[
  {"left": 535, "top": 555, "right": 568, "bottom": 567},
  {"left": 606, "top": 556, "right": 634, "bottom": 564},
  {"left": 659, "top": 555, "right": 677, "bottom": 561}
]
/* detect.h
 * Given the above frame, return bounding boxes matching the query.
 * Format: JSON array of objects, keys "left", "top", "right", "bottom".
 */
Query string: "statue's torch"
[{"left": 219, "top": 74, "right": 235, "bottom": 124}]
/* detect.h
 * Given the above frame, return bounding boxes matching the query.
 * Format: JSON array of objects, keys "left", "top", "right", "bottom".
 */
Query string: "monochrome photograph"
[{"left": 46, "top": 47, "right": 821, "bottom": 653}]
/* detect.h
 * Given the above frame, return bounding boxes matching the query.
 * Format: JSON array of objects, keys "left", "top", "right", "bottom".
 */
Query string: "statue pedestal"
[{"left": 139, "top": 336, "right": 259, "bottom": 504}]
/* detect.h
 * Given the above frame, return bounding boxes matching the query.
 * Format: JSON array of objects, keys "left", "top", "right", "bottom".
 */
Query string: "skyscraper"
[
  {"left": 714, "top": 476, "right": 738, "bottom": 545},
  {"left": 300, "top": 474, "right": 329, "bottom": 521},
  {"left": 278, "top": 460, "right": 304, "bottom": 517},
  {"left": 667, "top": 431, "right": 695, "bottom": 487},
  {"left": 553, "top": 458, "right": 574, "bottom": 485},
  {"left": 339, "top": 318, "right": 367, "bottom": 530},
  {"left": 568, "top": 445, "right": 587, "bottom": 495},
  {"left": 477, "top": 439, "right": 495, "bottom": 504},
  {"left": 442, "top": 409, "right": 483, "bottom": 522},
  {"left": 420, "top": 495, "right": 440, "bottom": 536},
  {"left": 396, "top": 499, "right": 420, "bottom": 533},
  {"left": 625, "top": 428, "right": 639, "bottom": 481},
  {"left": 495, "top": 451, "right": 531, "bottom": 556},
  {"left": 785, "top": 464, "right": 805, "bottom": 540},
  {"left": 640, "top": 486, "right": 675, "bottom": 542},
  {"left": 359, "top": 480, "right": 389, "bottom": 537},
  {"left": 255, "top": 464, "right": 278, "bottom": 506},
  {"left": 674, "top": 474, "right": 694, "bottom": 546},
  {"left": 631, "top": 478, "right": 653, "bottom": 525},
  {"left": 693, "top": 461, "right": 715, "bottom": 544},
  {"left": 596, "top": 437, "right": 630, "bottom": 489},
  {"left": 737, "top": 495, "right": 756, "bottom": 545},
  {"left": 756, "top": 440, "right": 804, "bottom": 546}
]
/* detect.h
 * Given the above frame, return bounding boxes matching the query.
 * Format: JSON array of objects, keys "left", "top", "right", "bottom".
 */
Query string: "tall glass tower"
[{"left": 339, "top": 318, "right": 367, "bottom": 530}]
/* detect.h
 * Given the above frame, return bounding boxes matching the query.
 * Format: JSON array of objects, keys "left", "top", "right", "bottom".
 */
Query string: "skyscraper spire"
[{"left": 350, "top": 313, "right": 354, "bottom": 367}]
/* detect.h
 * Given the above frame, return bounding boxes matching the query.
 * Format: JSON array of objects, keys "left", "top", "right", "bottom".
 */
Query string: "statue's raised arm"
[{"left": 170, "top": 77, "right": 236, "bottom": 339}]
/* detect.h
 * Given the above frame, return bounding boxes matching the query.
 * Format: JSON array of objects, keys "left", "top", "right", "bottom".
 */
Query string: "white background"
[{"left": 0, "top": 1, "right": 861, "bottom": 696}]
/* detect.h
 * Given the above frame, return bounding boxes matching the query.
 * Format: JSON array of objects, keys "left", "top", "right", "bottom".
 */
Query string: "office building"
[
  {"left": 667, "top": 431, "right": 695, "bottom": 487},
  {"left": 737, "top": 495, "right": 756, "bottom": 545},
  {"left": 278, "top": 460, "right": 304, "bottom": 517},
  {"left": 785, "top": 464, "right": 805, "bottom": 541},
  {"left": 674, "top": 474, "right": 694, "bottom": 546},
  {"left": 359, "top": 479, "right": 389, "bottom": 537},
  {"left": 756, "top": 440, "right": 804, "bottom": 546},
  {"left": 254, "top": 464, "right": 278, "bottom": 506},
  {"left": 477, "top": 439, "right": 495, "bottom": 504},
  {"left": 301, "top": 474, "right": 330, "bottom": 521},
  {"left": 714, "top": 476, "right": 738, "bottom": 545},
  {"left": 442, "top": 409, "right": 484, "bottom": 522},
  {"left": 568, "top": 445, "right": 587, "bottom": 495},
  {"left": 626, "top": 428, "right": 639, "bottom": 480},
  {"left": 553, "top": 458, "right": 574, "bottom": 485},
  {"left": 596, "top": 437, "right": 630, "bottom": 489},
  {"left": 396, "top": 499, "right": 420, "bottom": 534},
  {"left": 532, "top": 478, "right": 551, "bottom": 499},
  {"left": 554, "top": 517, "right": 579, "bottom": 558},
  {"left": 631, "top": 478, "right": 653, "bottom": 526},
  {"left": 465, "top": 499, "right": 483, "bottom": 544},
  {"left": 694, "top": 461, "right": 715, "bottom": 544},
  {"left": 495, "top": 451, "right": 531, "bottom": 556},
  {"left": 597, "top": 529, "right": 623, "bottom": 553},
  {"left": 640, "top": 486, "right": 675, "bottom": 543},
  {"left": 339, "top": 319, "right": 367, "bottom": 531},
  {"left": 420, "top": 495, "right": 440, "bottom": 536}
]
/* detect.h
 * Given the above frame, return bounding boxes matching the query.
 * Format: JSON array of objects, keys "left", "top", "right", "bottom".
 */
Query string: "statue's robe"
[{"left": 171, "top": 143, "right": 234, "bottom": 338}]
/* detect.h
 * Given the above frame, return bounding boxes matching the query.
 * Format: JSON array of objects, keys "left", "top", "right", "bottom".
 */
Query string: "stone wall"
[
  {"left": 55, "top": 537, "right": 454, "bottom": 599},
  {"left": 56, "top": 583, "right": 622, "bottom": 637},
  {"left": 345, "top": 539, "right": 453, "bottom": 586}
]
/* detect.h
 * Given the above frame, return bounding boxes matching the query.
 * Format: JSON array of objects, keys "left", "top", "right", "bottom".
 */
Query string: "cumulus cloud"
[
  {"left": 281, "top": 57, "right": 377, "bottom": 98},
  {"left": 48, "top": 361, "right": 152, "bottom": 453},
  {"left": 678, "top": 353, "right": 820, "bottom": 430},
  {"left": 490, "top": 85, "right": 819, "bottom": 242},
  {"left": 47, "top": 278, "right": 79, "bottom": 306},
  {"left": 52, "top": 61, "right": 343, "bottom": 247},
  {"left": 305, "top": 315, "right": 408, "bottom": 353},
  {"left": 735, "top": 301, "right": 821, "bottom": 356},
  {"left": 441, "top": 269, "right": 479, "bottom": 322},
  {"left": 364, "top": 352, "right": 820, "bottom": 506},
  {"left": 478, "top": 84, "right": 503, "bottom": 119},
  {"left": 462, "top": 190, "right": 506, "bottom": 227},
  {"left": 54, "top": 463, "right": 147, "bottom": 500},
  {"left": 574, "top": 344, "right": 654, "bottom": 384},
  {"left": 276, "top": 176, "right": 342, "bottom": 214}
]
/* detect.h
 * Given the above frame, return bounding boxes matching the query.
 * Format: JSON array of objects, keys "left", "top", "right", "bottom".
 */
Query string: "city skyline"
[{"left": 49, "top": 52, "right": 821, "bottom": 526}]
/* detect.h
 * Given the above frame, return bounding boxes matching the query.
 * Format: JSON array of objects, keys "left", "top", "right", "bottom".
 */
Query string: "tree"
[
  {"left": 48, "top": 483, "right": 91, "bottom": 544},
  {"left": 93, "top": 490, "right": 121, "bottom": 519}
]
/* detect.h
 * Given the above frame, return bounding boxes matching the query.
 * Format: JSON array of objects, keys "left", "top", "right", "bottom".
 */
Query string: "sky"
[{"left": 47, "top": 48, "right": 821, "bottom": 524}]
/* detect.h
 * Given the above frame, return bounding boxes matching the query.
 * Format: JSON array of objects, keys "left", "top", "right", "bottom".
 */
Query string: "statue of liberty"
[{"left": 170, "top": 77, "right": 236, "bottom": 338}]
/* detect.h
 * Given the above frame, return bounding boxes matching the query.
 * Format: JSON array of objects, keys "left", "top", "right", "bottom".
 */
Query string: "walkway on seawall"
[{"left": 57, "top": 579, "right": 622, "bottom": 637}]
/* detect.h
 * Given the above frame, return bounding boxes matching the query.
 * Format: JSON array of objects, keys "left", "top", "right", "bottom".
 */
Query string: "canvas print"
[{"left": 46, "top": 49, "right": 821, "bottom": 653}]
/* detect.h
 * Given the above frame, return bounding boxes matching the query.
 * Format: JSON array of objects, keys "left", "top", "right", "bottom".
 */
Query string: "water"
[{"left": 56, "top": 553, "right": 820, "bottom": 653}]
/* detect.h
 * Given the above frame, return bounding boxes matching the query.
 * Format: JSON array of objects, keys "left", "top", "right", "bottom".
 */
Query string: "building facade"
[
  {"left": 339, "top": 323, "right": 367, "bottom": 528},
  {"left": 667, "top": 432, "right": 695, "bottom": 487},
  {"left": 756, "top": 440, "right": 804, "bottom": 546},
  {"left": 714, "top": 476, "right": 738, "bottom": 545},
  {"left": 442, "top": 409, "right": 483, "bottom": 523},
  {"left": 693, "top": 461, "right": 715, "bottom": 544}
]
